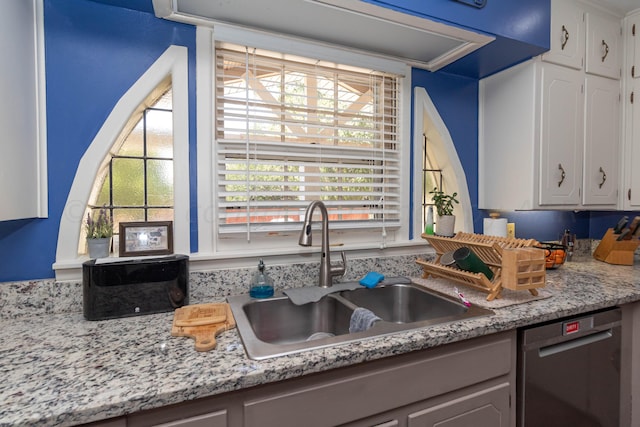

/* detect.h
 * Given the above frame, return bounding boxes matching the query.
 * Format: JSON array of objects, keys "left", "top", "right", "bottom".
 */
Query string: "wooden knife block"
[{"left": 593, "top": 228, "right": 640, "bottom": 265}]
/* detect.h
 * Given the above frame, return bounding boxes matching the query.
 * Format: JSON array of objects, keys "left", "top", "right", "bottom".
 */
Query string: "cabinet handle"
[
  {"left": 630, "top": 188, "right": 632, "bottom": 201},
  {"left": 601, "top": 40, "right": 609, "bottom": 62},
  {"left": 561, "top": 25, "right": 570, "bottom": 50},
  {"left": 598, "top": 167, "right": 607, "bottom": 189},
  {"left": 558, "top": 163, "right": 566, "bottom": 187}
]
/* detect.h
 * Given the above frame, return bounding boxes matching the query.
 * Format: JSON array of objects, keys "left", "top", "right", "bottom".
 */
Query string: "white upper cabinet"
[
  {"left": 0, "top": 0, "right": 47, "bottom": 221},
  {"left": 480, "top": 0, "right": 624, "bottom": 211},
  {"left": 542, "top": 0, "right": 585, "bottom": 70},
  {"left": 479, "top": 59, "right": 584, "bottom": 211},
  {"left": 629, "top": 78, "right": 640, "bottom": 207},
  {"left": 542, "top": 0, "right": 622, "bottom": 80},
  {"left": 583, "top": 75, "right": 621, "bottom": 205},
  {"left": 585, "top": 12, "right": 622, "bottom": 79},
  {"left": 624, "top": 12, "right": 640, "bottom": 209},
  {"left": 633, "top": 16, "right": 640, "bottom": 79}
]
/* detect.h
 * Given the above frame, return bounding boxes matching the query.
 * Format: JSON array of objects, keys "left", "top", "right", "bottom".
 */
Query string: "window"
[
  {"left": 422, "top": 132, "right": 444, "bottom": 224},
  {"left": 414, "top": 87, "right": 472, "bottom": 234},
  {"left": 56, "top": 45, "right": 189, "bottom": 280},
  {"left": 214, "top": 43, "right": 402, "bottom": 242},
  {"left": 81, "top": 83, "right": 174, "bottom": 254}
]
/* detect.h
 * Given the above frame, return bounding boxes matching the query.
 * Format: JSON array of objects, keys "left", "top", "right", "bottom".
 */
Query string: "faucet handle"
[{"left": 331, "top": 251, "right": 347, "bottom": 278}]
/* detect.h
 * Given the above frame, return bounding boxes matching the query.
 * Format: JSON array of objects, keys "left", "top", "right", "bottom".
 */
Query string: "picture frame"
[{"left": 119, "top": 221, "right": 174, "bottom": 257}]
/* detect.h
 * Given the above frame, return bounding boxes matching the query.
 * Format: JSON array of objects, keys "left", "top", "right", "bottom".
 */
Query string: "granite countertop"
[{"left": 1, "top": 259, "right": 640, "bottom": 427}]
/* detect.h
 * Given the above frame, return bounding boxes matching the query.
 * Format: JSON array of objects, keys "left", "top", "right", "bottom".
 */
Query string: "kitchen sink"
[
  {"left": 338, "top": 283, "right": 469, "bottom": 324},
  {"left": 227, "top": 280, "right": 493, "bottom": 360},
  {"left": 241, "top": 295, "right": 353, "bottom": 345}
]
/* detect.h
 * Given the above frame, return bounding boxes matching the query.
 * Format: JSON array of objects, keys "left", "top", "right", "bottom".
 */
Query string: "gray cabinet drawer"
[{"left": 244, "top": 333, "right": 514, "bottom": 427}]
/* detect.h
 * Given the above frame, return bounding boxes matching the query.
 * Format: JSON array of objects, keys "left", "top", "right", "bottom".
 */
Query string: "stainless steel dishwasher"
[{"left": 517, "top": 308, "right": 621, "bottom": 427}]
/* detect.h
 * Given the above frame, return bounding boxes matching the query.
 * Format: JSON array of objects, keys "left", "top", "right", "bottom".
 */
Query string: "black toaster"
[{"left": 83, "top": 254, "right": 189, "bottom": 320}]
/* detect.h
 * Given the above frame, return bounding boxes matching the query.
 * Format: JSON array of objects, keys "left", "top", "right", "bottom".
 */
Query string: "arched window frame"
[{"left": 53, "top": 45, "right": 189, "bottom": 281}]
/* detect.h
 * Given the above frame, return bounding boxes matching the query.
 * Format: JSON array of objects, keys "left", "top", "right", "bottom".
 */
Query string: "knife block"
[{"left": 593, "top": 228, "right": 640, "bottom": 265}]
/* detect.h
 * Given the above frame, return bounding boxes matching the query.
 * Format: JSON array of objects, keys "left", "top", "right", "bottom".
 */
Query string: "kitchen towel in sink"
[{"left": 349, "top": 307, "right": 381, "bottom": 333}]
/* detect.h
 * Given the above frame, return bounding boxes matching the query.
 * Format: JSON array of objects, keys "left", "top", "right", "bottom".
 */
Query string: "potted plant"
[
  {"left": 429, "top": 187, "right": 459, "bottom": 237},
  {"left": 85, "top": 207, "right": 113, "bottom": 258}
]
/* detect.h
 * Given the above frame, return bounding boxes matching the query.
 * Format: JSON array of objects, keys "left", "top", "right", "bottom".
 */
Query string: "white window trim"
[
  {"left": 53, "top": 45, "right": 190, "bottom": 281},
  {"left": 194, "top": 26, "right": 421, "bottom": 265},
  {"left": 413, "top": 87, "right": 473, "bottom": 234}
]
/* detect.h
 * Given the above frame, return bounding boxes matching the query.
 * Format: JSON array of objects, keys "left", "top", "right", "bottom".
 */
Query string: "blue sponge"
[{"left": 359, "top": 272, "right": 385, "bottom": 288}]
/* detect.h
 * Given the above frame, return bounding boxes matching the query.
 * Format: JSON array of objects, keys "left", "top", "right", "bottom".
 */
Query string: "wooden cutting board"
[
  {"left": 173, "top": 302, "right": 228, "bottom": 327},
  {"left": 171, "top": 303, "right": 236, "bottom": 352}
]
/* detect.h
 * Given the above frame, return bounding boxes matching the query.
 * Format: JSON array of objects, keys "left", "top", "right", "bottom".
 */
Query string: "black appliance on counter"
[
  {"left": 83, "top": 254, "right": 188, "bottom": 320},
  {"left": 517, "top": 308, "right": 621, "bottom": 427}
]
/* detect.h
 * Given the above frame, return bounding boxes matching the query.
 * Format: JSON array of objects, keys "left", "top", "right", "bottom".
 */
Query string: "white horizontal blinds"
[{"left": 215, "top": 43, "right": 401, "bottom": 234}]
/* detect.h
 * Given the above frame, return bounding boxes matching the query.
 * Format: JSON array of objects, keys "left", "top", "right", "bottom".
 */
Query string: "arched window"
[
  {"left": 414, "top": 87, "right": 472, "bottom": 235},
  {"left": 82, "top": 82, "right": 174, "bottom": 255},
  {"left": 54, "top": 46, "right": 189, "bottom": 280}
]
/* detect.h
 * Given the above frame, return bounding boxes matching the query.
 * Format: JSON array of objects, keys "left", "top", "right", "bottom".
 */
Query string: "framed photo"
[{"left": 119, "top": 221, "right": 174, "bottom": 257}]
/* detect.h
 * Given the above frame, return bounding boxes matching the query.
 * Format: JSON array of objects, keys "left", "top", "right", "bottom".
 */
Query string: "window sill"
[{"left": 53, "top": 240, "right": 434, "bottom": 282}]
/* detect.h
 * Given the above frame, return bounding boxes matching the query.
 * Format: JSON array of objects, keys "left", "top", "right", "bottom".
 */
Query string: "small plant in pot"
[
  {"left": 429, "top": 187, "right": 459, "bottom": 237},
  {"left": 85, "top": 207, "right": 113, "bottom": 258}
]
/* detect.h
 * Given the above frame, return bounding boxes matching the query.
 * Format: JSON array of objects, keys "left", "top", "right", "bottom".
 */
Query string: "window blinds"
[{"left": 215, "top": 44, "right": 401, "bottom": 234}]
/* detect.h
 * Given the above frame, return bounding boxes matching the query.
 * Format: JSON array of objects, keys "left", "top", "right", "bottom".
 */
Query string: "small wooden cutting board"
[
  {"left": 171, "top": 303, "right": 236, "bottom": 352},
  {"left": 173, "top": 303, "right": 228, "bottom": 327}
]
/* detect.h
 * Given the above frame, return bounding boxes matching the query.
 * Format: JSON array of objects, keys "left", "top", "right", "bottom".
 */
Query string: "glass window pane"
[
  {"left": 154, "top": 88, "right": 172, "bottom": 110},
  {"left": 146, "top": 110, "right": 173, "bottom": 158},
  {"left": 113, "top": 208, "right": 145, "bottom": 230},
  {"left": 147, "top": 159, "right": 174, "bottom": 206},
  {"left": 119, "top": 120, "right": 144, "bottom": 157},
  {"left": 94, "top": 168, "right": 111, "bottom": 207},
  {"left": 147, "top": 208, "right": 174, "bottom": 222},
  {"left": 112, "top": 158, "right": 144, "bottom": 206}
]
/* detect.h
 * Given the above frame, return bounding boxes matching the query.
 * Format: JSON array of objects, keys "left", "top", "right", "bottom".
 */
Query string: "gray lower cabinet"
[
  {"left": 406, "top": 382, "right": 510, "bottom": 427},
  {"left": 152, "top": 411, "right": 227, "bottom": 427},
  {"left": 93, "top": 331, "right": 516, "bottom": 427}
]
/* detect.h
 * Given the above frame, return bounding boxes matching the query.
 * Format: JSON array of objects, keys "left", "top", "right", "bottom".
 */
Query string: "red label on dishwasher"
[{"left": 565, "top": 321, "right": 580, "bottom": 334}]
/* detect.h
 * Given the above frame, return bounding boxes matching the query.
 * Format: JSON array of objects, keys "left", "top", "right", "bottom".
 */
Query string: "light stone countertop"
[{"left": 1, "top": 259, "right": 640, "bottom": 427}]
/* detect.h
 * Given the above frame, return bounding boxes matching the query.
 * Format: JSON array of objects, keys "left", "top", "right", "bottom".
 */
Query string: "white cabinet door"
[
  {"left": 0, "top": 0, "right": 47, "bottom": 221},
  {"left": 539, "top": 63, "right": 583, "bottom": 206},
  {"left": 629, "top": 79, "right": 640, "bottom": 207},
  {"left": 583, "top": 75, "right": 620, "bottom": 206},
  {"left": 542, "top": 0, "right": 584, "bottom": 70},
  {"left": 585, "top": 12, "right": 621, "bottom": 80},
  {"left": 630, "top": 14, "right": 640, "bottom": 79}
]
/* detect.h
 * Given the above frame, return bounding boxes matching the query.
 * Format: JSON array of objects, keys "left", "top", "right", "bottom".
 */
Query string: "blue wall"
[{"left": 0, "top": 0, "right": 196, "bottom": 282}]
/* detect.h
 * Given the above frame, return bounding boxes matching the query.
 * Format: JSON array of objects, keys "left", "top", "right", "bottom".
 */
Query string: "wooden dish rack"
[{"left": 417, "top": 232, "right": 546, "bottom": 301}]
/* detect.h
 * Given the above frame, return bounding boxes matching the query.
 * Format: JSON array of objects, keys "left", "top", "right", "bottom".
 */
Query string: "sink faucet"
[{"left": 298, "top": 200, "right": 346, "bottom": 288}]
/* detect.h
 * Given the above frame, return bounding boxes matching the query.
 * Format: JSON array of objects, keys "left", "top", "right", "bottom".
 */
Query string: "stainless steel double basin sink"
[{"left": 227, "top": 280, "right": 494, "bottom": 359}]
